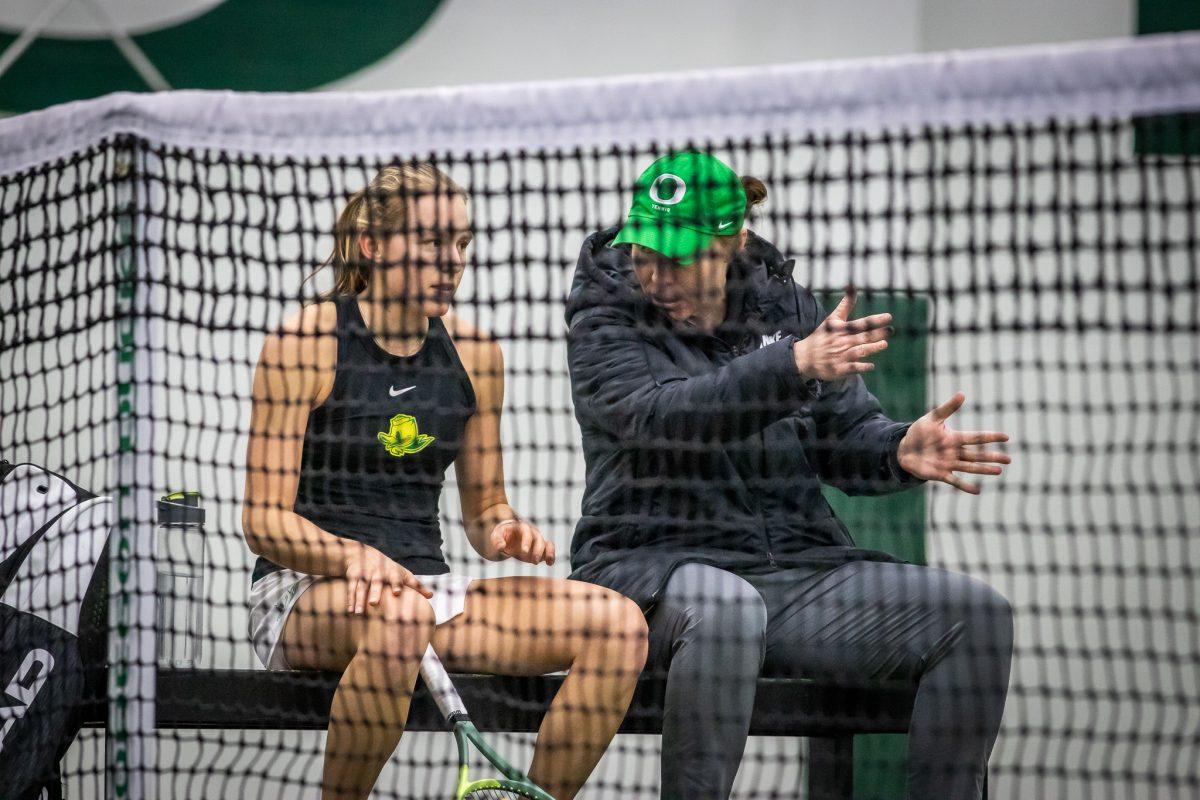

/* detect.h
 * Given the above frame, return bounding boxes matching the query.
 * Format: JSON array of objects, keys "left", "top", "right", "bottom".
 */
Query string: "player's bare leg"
[
  {"left": 280, "top": 580, "right": 436, "bottom": 800},
  {"left": 434, "top": 577, "right": 648, "bottom": 800}
]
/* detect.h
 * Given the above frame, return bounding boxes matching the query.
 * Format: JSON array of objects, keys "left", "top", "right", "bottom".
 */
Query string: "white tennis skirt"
[{"left": 248, "top": 567, "right": 475, "bottom": 670}]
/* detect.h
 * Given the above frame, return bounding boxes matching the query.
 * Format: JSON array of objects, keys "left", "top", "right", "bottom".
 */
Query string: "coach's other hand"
[
  {"left": 490, "top": 519, "right": 556, "bottom": 566},
  {"left": 897, "top": 391, "right": 1011, "bottom": 494},
  {"left": 793, "top": 288, "right": 892, "bottom": 381}
]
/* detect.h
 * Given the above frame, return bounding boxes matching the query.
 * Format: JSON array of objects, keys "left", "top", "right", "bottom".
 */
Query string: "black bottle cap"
[{"left": 157, "top": 491, "right": 205, "bottom": 526}]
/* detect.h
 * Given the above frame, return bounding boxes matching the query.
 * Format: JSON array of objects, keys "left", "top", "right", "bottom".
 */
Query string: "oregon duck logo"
[
  {"left": 0, "top": 1, "right": 444, "bottom": 114},
  {"left": 649, "top": 173, "right": 687, "bottom": 207},
  {"left": 377, "top": 412, "right": 435, "bottom": 458}
]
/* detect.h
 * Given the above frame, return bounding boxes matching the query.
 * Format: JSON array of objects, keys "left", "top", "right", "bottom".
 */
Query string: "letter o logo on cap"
[{"left": 649, "top": 173, "right": 687, "bottom": 206}]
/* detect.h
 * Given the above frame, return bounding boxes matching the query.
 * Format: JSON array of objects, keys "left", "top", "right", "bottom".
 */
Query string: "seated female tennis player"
[
  {"left": 242, "top": 162, "right": 647, "bottom": 800},
  {"left": 566, "top": 152, "right": 1013, "bottom": 800}
]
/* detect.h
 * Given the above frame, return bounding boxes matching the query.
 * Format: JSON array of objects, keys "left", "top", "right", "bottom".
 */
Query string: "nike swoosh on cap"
[
  {"left": 389, "top": 385, "right": 416, "bottom": 397},
  {"left": 718, "top": 221, "right": 735, "bottom": 229}
]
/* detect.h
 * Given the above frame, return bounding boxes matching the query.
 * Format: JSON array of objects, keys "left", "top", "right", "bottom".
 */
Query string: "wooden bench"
[{"left": 79, "top": 668, "right": 920, "bottom": 799}]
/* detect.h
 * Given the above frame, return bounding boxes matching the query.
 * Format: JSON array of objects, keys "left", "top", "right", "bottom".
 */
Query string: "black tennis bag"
[{"left": 0, "top": 460, "right": 112, "bottom": 800}]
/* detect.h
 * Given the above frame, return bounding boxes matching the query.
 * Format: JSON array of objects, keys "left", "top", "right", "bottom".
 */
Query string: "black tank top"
[{"left": 252, "top": 295, "right": 477, "bottom": 583}]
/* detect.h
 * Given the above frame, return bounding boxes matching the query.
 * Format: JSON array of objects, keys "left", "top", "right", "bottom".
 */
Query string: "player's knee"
[
  {"left": 372, "top": 586, "right": 437, "bottom": 627},
  {"left": 584, "top": 590, "right": 649, "bottom": 672},
  {"left": 359, "top": 588, "right": 436, "bottom": 664},
  {"left": 611, "top": 595, "right": 649, "bottom": 672}
]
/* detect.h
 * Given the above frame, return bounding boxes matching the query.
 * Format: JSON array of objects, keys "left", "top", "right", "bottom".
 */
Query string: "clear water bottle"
[{"left": 155, "top": 491, "right": 206, "bottom": 668}]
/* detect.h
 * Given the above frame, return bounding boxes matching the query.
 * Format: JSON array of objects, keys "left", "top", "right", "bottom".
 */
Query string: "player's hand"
[
  {"left": 897, "top": 392, "right": 1011, "bottom": 494},
  {"left": 343, "top": 542, "right": 432, "bottom": 613},
  {"left": 792, "top": 289, "right": 892, "bottom": 381},
  {"left": 489, "top": 519, "right": 556, "bottom": 566}
]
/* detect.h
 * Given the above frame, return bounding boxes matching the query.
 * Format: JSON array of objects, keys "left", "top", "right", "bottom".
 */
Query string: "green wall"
[
  {"left": 820, "top": 293, "right": 928, "bottom": 800},
  {"left": 1136, "top": 0, "right": 1200, "bottom": 154},
  {"left": 0, "top": 0, "right": 444, "bottom": 114}
]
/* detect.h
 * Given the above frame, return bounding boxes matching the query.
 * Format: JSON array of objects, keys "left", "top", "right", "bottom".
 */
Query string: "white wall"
[
  {"left": 919, "top": 0, "right": 1133, "bottom": 52},
  {"left": 328, "top": 0, "right": 1132, "bottom": 93}
]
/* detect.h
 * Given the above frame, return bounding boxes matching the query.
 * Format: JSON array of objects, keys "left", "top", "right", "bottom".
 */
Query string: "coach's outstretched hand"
[
  {"left": 897, "top": 391, "right": 1011, "bottom": 494},
  {"left": 490, "top": 518, "right": 557, "bottom": 566}
]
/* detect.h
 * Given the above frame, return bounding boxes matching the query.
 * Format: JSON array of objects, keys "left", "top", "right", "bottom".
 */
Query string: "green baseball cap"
[{"left": 612, "top": 151, "right": 747, "bottom": 266}]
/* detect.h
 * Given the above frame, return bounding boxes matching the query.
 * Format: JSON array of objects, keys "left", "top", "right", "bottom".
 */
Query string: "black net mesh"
[{"left": 0, "top": 57, "right": 1198, "bottom": 800}]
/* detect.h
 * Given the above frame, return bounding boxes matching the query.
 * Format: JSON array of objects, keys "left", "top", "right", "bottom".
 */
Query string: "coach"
[{"left": 565, "top": 152, "right": 1013, "bottom": 800}]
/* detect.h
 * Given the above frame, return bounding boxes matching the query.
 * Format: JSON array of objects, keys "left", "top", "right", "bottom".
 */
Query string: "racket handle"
[{"left": 419, "top": 644, "right": 469, "bottom": 721}]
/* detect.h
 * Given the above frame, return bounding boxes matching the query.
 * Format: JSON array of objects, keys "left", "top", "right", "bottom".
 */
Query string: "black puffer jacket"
[{"left": 565, "top": 227, "right": 922, "bottom": 610}]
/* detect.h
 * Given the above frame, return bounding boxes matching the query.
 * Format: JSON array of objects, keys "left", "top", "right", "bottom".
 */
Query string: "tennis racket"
[{"left": 420, "top": 645, "right": 557, "bottom": 800}]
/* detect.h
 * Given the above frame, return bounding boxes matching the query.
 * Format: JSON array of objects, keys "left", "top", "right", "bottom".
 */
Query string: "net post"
[{"left": 107, "top": 136, "right": 157, "bottom": 800}]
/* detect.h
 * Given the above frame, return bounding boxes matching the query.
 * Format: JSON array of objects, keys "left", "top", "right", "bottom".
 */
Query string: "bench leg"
[{"left": 808, "top": 736, "right": 854, "bottom": 800}]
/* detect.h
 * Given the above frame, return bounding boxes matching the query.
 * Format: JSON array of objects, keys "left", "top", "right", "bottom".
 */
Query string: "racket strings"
[{"left": 462, "top": 789, "right": 538, "bottom": 799}]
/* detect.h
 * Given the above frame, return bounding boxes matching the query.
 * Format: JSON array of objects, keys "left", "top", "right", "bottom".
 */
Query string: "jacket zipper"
[
  {"left": 758, "top": 428, "right": 778, "bottom": 568},
  {"left": 716, "top": 335, "right": 778, "bottom": 567}
]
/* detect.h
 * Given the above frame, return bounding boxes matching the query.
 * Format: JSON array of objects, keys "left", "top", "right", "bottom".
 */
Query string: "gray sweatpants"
[{"left": 646, "top": 561, "right": 1013, "bottom": 800}]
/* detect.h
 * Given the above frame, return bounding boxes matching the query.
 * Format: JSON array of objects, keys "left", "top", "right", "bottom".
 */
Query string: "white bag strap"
[
  {"left": 0, "top": 465, "right": 79, "bottom": 576},
  {"left": 0, "top": 463, "right": 112, "bottom": 635}
]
